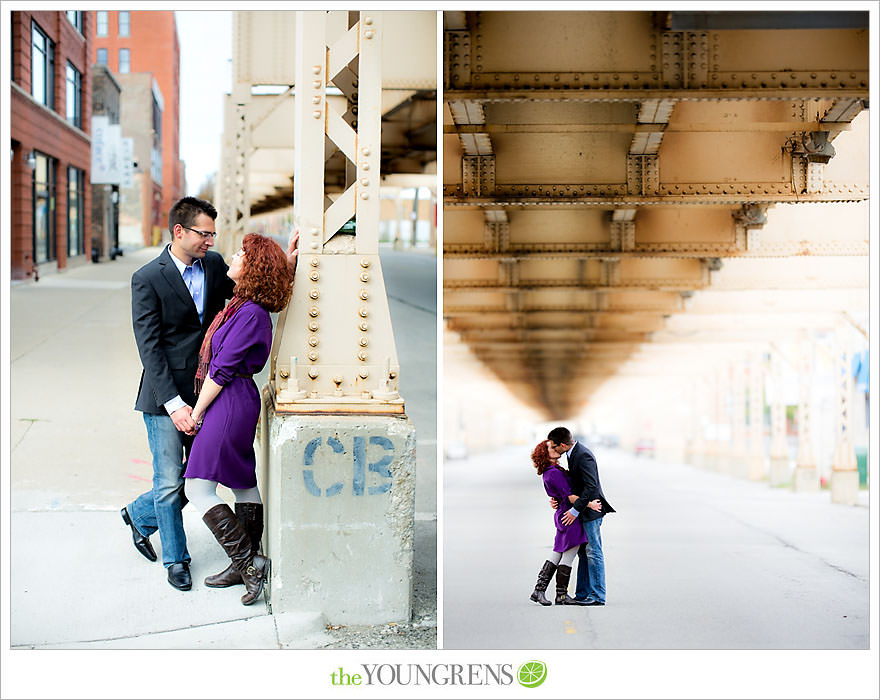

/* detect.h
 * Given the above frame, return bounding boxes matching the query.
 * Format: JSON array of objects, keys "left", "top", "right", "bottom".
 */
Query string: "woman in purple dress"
[
  {"left": 183, "top": 233, "right": 294, "bottom": 606},
  {"left": 529, "top": 441, "right": 602, "bottom": 605}
]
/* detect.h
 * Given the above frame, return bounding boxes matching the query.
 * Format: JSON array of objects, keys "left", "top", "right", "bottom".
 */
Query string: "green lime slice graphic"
[{"left": 517, "top": 660, "right": 547, "bottom": 688}]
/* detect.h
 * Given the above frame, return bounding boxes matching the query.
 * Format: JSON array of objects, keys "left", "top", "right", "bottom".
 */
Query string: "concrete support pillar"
[
  {"left": 830, "top": 327, "right": 859, "bottom": 504},
  {"left": 793, "top": 333, "right": 819, "bottom": 492},
  {"left": 747, "top": 349, "right": 766, "bottom": 480},
  {"left": 730, "top": 356, "right": 748, "bottom": 479},
  {"left": 261, "top": 404, "right": 415, "bottom": 622},
  {"left": 768, "top": 348, "right": 790, "bottom": 486},
  {"left": 263, "top": 11, "right": 415, "bottom": 623}
]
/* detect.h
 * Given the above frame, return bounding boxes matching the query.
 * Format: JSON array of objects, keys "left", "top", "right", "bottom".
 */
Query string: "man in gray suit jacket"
[
  {"left": 121, "top": 197, "right": 235, "bottom": 591},
  {"left": 548, "top": 426, "right": 615, "bottom": 606}
]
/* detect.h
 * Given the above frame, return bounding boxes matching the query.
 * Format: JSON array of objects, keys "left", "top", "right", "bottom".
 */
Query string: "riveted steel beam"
[
  {"left": 445, "top": 87, "right": 868, "bottom": 102},
  {"left": 443, "top": 187, "right": 868, "bottom": 205},
  {"left": 270, "top": 10, "right": 403, "bottom": 411}
]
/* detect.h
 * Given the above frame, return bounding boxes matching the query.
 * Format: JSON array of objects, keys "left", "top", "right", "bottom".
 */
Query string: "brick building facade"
[
  {"left": 90, "top": 63, "right": 121, "bottom": 260},
  {"left": 91, "top": 10, "right": 182, "bottom": 231},
  {"left": 115, "top": 72, "right": 165, "bottom": 247},
  {"left": 10, "top": 11, "right": 92, "bottom": 281}
]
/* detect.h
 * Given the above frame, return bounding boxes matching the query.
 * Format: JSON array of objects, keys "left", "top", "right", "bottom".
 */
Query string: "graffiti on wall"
[{"left": 302, "top": 435, "right": 395, "bottom": 497}]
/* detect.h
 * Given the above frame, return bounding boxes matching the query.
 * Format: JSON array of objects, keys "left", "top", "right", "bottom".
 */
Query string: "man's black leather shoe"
[
  {"left": 121, "top": 507, "right": 157, "bottom": 562},
  {"left": 167, "top": 562, "right": 192, "bottom": 591},
  {"left": 583, "top": 600, "right": 605, "bottom": 606},
  {"left": 569, "top": 597, "right": 591, "bottom": 606}
]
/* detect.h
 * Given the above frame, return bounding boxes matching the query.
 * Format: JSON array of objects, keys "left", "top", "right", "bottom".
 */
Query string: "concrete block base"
[
  {"left": 262, "top": 408, "right": 416, "bottom": 624},
  {"left": 792, "top": 465, "right": 819, "bottom": 492},
  {"left": 830, "top": 470, "right": 859, "bottom": 505},
  {"left": 769, "top": 457, "right": 790, "bottom": 486}
]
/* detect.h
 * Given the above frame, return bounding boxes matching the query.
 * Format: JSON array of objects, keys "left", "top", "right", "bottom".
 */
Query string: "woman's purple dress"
[
  {"left": 542, "top": 465, "right": 588, "bottom": 553},
  {"left": 184, "top": 300, "right": 272, "bottom": 489}
]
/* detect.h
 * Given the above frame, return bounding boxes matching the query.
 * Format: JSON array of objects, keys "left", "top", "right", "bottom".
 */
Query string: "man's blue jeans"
[
  {"left": 575, "top": 515, "right": 605, "bottom": 603},
  {"left": 127, "top": 413, "right": 190, "bottom": 567}
]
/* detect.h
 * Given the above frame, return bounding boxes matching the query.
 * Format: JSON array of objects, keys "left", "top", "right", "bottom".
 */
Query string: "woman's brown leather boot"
[
  {"left": 204, "top": 502, "right": 263, "bottom": 588},
  {"left": 202, "top": 503, "right": 270, "bottom": 606}
]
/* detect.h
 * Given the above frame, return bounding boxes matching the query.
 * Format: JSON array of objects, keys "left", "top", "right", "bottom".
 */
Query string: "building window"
[
  {"left": 68, "top": 167, "right": 85, "bottom": 257},
  {"left": 33, "top": 153, "right": 56, "bottom": 265},
  {"left": 118, "top": 11, "right": 130, "bottom": 37},
  {"left": 96, "top": 48, "right": 108, "bottom": 65},
  {"left": 66, "top": 11, "right": 83, "bottom": 34},
  {"left": 119, "top": 48, "right": 130, "bottom": 73},
  {"left": 31, "top": 22, "right": 55, "bottom": 109},
  {"left": 66, "top": 62, "right": 82, "bottom": 128},
  {"left": 96, "top": 11, "right": 108, "bottom": 37},
  {"left": 151, "top": 91, "right": 163, "bottom": 184}
]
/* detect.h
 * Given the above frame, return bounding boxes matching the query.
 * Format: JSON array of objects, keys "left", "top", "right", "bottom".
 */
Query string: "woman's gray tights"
[
  {"left": 547, "top": 545, "right": 579, "bottom": 568},
  {"left": 184, "top": 478, "right": 261, "bottom": 515}
]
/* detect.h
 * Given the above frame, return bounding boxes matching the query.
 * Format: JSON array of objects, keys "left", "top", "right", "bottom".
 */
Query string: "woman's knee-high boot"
[
  {"left": 529, "top": 560, "right": 557, "bottom": 606},
  {"left": 554, "top": 564, "right": 577, "bottom": 605},
  {"left": 202, "top": 503, "right": 270, "bottom": 606},
  {"left": 204, "top": 502, "right": 263, "bottom": 588}
]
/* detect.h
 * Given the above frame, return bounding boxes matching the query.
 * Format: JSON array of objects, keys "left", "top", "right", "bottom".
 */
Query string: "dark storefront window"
[
  {"left": 31, "top": 22, "right": 55, "bottom": 109},
  {"left": 33, "top": 153, "right": 56, "bottom": 265},
  {"left": 67, "top": 166, "right": 84, "bottom": 257},
  {"left": 66, "top": 62, "right": 82, "bottom": 128}
]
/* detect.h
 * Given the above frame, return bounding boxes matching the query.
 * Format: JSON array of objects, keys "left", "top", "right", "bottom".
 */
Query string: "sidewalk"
[{"left": 8, "top": 248, "right": 436, "bottom": 649}]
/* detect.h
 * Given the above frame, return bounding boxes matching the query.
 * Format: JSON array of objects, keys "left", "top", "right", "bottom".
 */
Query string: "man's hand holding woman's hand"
[{"left": 171, "top": 405, "right": 196, "bottom": 434}]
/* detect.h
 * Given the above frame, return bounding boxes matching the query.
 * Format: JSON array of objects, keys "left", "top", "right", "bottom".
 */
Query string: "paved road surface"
[{"left": 443, "top": 444, "right": 869, "bottom": 649}]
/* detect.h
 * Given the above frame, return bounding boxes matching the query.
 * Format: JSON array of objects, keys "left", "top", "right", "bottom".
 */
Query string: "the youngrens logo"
[
  {"left": 517, "top": 660, "right": 547, "bottom": 688},
  {"left": 329, "top": 661, "right": 547, "bottom": 688}
]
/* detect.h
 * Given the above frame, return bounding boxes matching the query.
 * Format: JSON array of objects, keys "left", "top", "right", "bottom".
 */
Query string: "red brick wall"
[
  {"left": 10, "top": 11, "right": 92, "bottom": 280},
  {"left": 92, "top": 10, "right": 181, "bottom": 228}
]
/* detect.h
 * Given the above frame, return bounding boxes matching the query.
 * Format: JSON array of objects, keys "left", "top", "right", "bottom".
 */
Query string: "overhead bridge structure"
[
  {"left": 443, "top": 11, "right": 869, "bottom": 410},
  {"left": 443, "top": 10, "right": 870, "bottom": 501},
  {"left": 216, "top": 10, "right": 437, "bottom": 257}
]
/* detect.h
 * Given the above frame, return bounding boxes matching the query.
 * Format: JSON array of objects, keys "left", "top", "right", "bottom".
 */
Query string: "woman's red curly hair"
[
  {"left": 235, "top": 233, "right": 293, "bottom": 312},
  {"left": 531, "top": 441, "right": 555, "bottom": 476}
]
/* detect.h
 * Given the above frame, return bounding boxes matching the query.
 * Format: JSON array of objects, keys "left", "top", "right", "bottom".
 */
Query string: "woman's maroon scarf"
[{"left": 194, "top": 295, "right": 247, "bottom": 394}]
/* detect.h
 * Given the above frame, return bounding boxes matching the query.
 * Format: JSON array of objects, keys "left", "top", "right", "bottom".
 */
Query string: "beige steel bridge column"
[
  {"left": 730, "top": 355, "right": 747, "bottom": 479},
  {"left": 693, "top": 368, "right": 713, "bottom": 469},
  {"left": 261, "top": 11, "right": 415, "bottom": 624},
  {"left": 830, "top": 325, "right": 858, "bottom": 504},
  {"left": 747, "top": 349, "right": 766, "bottom": 481},
  {"left": 683, "top": 380, "right": 698, "bottom": 466},
  {"left": 215, "top": 83, "right": 251, "bottom": 257},
  {"left": 768, "top": 347, "right": 790, "bottom": 486},
  {"left": 792, "top": 332, "right": 819, "bottom": 491}
]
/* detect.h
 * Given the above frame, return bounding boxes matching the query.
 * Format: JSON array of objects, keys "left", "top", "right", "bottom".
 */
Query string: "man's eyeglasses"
[{"left": 183, "top": 226, "right": 218, "bottom": 239}]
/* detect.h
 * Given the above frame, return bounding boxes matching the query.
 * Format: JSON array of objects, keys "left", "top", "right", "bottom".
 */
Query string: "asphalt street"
[{"left": 443, "top": 444, "right": 869, "bottom": 650}]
